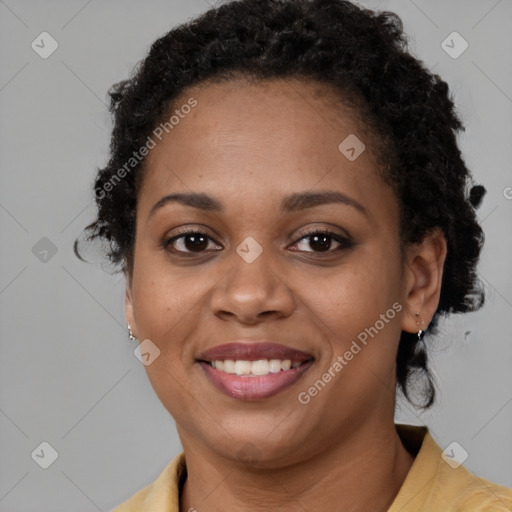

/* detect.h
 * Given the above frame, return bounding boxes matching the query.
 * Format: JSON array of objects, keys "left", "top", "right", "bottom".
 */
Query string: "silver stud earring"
[{"left": 127, "top": 323, "right": 136, "bottom": 341}]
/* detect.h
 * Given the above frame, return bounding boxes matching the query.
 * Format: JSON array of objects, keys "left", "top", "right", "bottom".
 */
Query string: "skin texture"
[{"left": 125, "top": 78, "right": 447, "bottom": 511}]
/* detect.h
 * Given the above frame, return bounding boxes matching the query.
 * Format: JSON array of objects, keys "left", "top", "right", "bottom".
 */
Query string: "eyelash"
[{"left": 162, "top": 227, "right": 353, "bottom": 257}]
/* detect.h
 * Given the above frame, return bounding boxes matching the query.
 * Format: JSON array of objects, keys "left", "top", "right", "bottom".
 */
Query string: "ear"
[
  {"left": 124, "top": 270, "right": 137, "bottom": 338},
  {"left": 401, "top": 228, "right": 447, "bottom": 334}
]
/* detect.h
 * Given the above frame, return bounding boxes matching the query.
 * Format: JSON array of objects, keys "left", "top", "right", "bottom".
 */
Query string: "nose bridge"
[
  {"left": 210, "top": 239, "right": 294, "bottom": 321},
  {"left": 231, "top": 246, "right": 275, "bottom": 296}
]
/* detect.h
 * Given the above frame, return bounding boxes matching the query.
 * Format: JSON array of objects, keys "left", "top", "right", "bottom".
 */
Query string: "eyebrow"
[{"left": 148, "top": 190, "right": 368, "bottom": 218}]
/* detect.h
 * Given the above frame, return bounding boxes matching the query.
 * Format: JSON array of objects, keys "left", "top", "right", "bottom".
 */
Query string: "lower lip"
[{"left": 198, "top": 360, "right": 314, "bottom": 400}]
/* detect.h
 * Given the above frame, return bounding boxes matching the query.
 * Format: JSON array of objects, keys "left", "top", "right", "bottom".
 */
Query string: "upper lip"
[{"left": 197, "top": 341, "right": 314, "bottom": 363}]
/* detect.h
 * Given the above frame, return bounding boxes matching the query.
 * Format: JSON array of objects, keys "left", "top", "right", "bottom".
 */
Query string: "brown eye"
[
  {"left": 291, "top": 229, "right": 353, "bottom": 254},
  {"left": 163, "top": 231, "right": 222, "bottom": 254},
  {"left": 304, "top": 233, "right": 333, "bottom": 252}
]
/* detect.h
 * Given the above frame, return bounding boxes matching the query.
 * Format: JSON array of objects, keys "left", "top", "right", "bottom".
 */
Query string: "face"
[{"left": 125, "top": 78, "right": 440, "bottom": 467}]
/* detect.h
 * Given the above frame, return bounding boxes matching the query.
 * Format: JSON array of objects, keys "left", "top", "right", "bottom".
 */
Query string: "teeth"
[
  {"left": 269, "top": 359, "right": 282, "bottom": 373},
  {"left": 223, "top": 359, "right": 236, "bottom": 374},
  {"left": 234, "top": 360, "right": 252, "bottom": 375},
  {"left": 210, "top": 358, "right": 301, "bottom": 376},
  {"left": 251, "top": 359, "right": 270, "bottom": 375}
]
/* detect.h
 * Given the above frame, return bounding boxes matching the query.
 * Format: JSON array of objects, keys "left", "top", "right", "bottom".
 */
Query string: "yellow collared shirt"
[{"left": 112, "top": 424, "right": 512, "bottom": 511}]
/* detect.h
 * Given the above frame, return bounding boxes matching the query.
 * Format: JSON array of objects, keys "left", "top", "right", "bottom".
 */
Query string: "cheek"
[
  {"left": 309, "top": 255, "right": 399, "bottom": 330},
  {"left": 131, "top": 269, "right": 202, "bottom": 411},
  {"left": 131, "top": 235, "right": 205, "bottom": 329},
  {"left": 303, "top": 247, "right": 403, "bottom": 380},
  {"left": 133, "top": 272, "right": 202, "bottom": 339}
]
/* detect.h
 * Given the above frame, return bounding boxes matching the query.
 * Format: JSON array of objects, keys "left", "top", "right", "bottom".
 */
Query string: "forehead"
[{"left": 137, "top": 77, "right": 395, "bottom": 222}]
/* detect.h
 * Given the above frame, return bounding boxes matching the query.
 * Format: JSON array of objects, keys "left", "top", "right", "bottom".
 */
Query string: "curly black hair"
[{"left": 75, "top": 0, "right": 486, "bottom": 408}]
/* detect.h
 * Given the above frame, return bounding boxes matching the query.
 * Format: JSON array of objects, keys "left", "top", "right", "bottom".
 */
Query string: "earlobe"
[{"left": 401, "top": 228, "right": 447, "bottom": 334}]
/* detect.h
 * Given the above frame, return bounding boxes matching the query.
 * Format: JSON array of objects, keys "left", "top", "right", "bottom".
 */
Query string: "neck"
[{"left": 179, "top": 420, "right": 415, "bottom": 512}]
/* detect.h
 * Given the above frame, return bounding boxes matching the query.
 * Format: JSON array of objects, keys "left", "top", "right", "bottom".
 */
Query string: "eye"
[
  {"left": 290, "top": 228, "right": 353, "bottom": 254},
  {"left": 162, "top": 229, "right": 222, "bottom": 254},
  {"left": 162, "top": 227, "right": 353, "bottom": 256}
]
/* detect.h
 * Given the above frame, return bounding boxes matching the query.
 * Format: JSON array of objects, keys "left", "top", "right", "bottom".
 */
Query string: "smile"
[
  {"left": 209, "top": 358, "right": 301, "bottom": 376},
  {"left": 196, "top": 341, "right": 314, "bottom": 400}
]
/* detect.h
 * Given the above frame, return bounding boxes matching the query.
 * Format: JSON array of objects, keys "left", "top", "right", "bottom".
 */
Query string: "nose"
[{"left": 210, "top": 250, "right": 296, "bottom": 325}]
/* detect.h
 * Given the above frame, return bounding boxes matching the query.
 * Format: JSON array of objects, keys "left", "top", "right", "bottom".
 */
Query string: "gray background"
[{"left": 0, "top": 0, "right": 511, "bottom": 510}]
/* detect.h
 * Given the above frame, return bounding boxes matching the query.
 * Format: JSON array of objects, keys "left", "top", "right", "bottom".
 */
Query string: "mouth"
[{"left": 196, "top": 342, "right": 315, "bottom": 400}]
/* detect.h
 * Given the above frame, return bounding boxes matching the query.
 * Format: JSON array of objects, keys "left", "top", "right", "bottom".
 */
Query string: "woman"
[{"left": 76, "top": 0, "right": 512, "bottom": 510}]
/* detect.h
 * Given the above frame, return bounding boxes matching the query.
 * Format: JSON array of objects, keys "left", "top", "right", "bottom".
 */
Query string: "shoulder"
[
  {"left": 390, "top": 424, "right": 512, "bottom": 511},
  {"left": 111, "top": 452, "right": 185, "bottom": 512},
  {"left": 449, "top": 476, "right": 512, "bottom": 511},
  {"left": 430, "top": 464, "right": 512, "bottom": 511}
]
